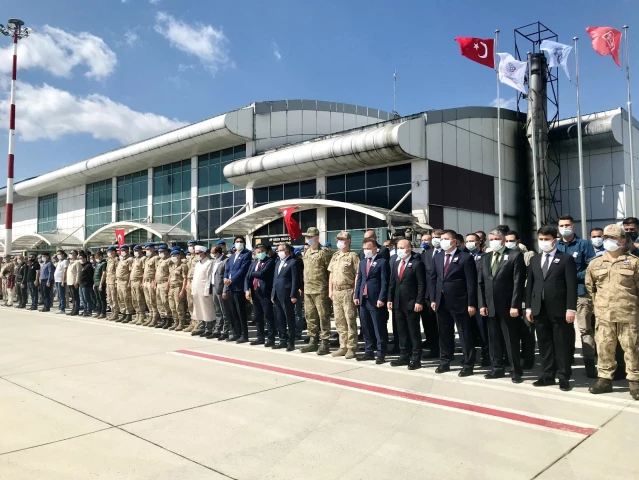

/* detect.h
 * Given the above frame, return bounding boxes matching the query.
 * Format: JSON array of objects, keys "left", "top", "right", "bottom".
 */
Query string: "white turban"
[{"left": 194, "top": 245, "right": 207, "bottom": 253}]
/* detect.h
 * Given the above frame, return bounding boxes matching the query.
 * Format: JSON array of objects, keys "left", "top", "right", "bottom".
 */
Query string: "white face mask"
[
  {"left": 603, "top": 239, "right": 621, "bottom": 252},
  {"left": 134, "top": 251, "right": 140, "bottom": 258},
  {"left": 108, "top": 252, "right": 115, "bottom": 258},
  {"left": 505, "top": 241, "right": 517, "bottom": 250},
  {"left": 396, "top": 248, "right": 408, "bottom": 259},
  {"left": 466, "top": 242, "right": 477, "bottom": 252},
  {"left": 235, "top": 242, "right": 245, "bottom": 252},
  {"left": 591, "top": 237, "right": 604, "bottom": 248},
  {"left": 159, "top": 253, "right": 166, "bottom": 259},
  {"left": 538, "top": 240, "right": 555, "bottom": 253},
  {"left": 146, "top": 250, "right": 152, "bottom": 257},
  {"left": 171, "top": 257, "right": 179, "bottom": 263},
  {"left": 432, "top": 237, "right": 441, "bottom": 248},
  {"left": 278, "top": 251, "right": 287, "bottom": 260},
  {"left": 120, "top": 251, "right": 128, "bottom": 257},
  {"left": 559, "top": 227, "right": 573, "bottom": 237},
  {"left": 306, "top": 238, "right": 315, "bottom": 246},
  {"left": 336, "top": 240, "right": 346, "bottom": 250},
  {"left": 489, "top": 239, "right": 503, "bottom": 251},
  {"left": 363, "top": 249, "right": 374, "bottom": 259},
  {"left": 440, "top": 239, "right": 453, "bottom": 251},
  {"left": 188, "top": 246, "right": 194, "bottom": 253}
]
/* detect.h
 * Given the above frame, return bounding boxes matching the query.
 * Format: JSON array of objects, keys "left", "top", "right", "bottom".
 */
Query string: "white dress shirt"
[{"left": 526, "top": 248, "right": 575, "bottom": 314}]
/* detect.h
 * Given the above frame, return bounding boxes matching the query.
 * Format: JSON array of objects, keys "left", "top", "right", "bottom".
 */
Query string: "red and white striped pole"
[{"left": 1, "top": 19, "right": 30, "bottom": 256}]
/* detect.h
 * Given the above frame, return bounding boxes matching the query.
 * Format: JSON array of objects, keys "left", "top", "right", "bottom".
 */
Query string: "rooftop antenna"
[{"left": 393, "top": 69, "right": 398, "bottom": 117}]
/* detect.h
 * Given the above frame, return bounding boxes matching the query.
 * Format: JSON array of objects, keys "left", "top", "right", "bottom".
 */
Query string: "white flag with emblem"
[
  {"left": 540, "top": 40, "right": 572, "bottom": 80},
  {"left": 496, "top": 53, "right": 528, "bottom": 95}
]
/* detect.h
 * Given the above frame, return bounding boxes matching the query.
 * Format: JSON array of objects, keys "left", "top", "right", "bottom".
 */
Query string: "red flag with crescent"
[
  {"left": 454, "top": 37, "right": 495, "bottom": 68},
  {"left": 586, "top": 26, "right": 622, "bottom": 67},
  {"left": 115, "top": 228, "right": 125, "bottom": 247},
  {"left": 281, "top": 207, "right": 302, "bottom": 240}
]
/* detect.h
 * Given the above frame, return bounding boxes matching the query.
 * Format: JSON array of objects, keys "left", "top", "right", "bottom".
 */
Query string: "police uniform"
[
  {"left": 130, "top": 246, "right": 148, "bottom": 325},
  {"left": 115, "top": 245, "right": 135, "bottom": 323},
  {"left": 300, "top": 227, "right": 331, "bottom": 354},
  {"left": 105, "top": 247, "right": 120, "bottom": 321},
  {"left": 168, "top": 248, "right": 188, "bottom": 331},
  {"left": 328, "top": 232, "right": 360, "bottom": 358},
  {"left": 142, "top": 243, "right": 159, "bottom": 327},
  {"left": 586, "top": 224, "right": 639, "bottom": 400},
  {"left": 155, "top": 245, "right": 172, "bottom": 328},
  {"left": 184, "top": 240, "right": 198, "bottom": 332}
]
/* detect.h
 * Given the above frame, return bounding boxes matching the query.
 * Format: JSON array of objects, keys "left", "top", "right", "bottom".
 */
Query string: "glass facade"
[
  {"left": 117, "top": 170, "right": 148, "bottom": 222},
  {"left": 197, "top": 145, "right": 246, "bottom": 240},
  {"left": 85, "top": 180, "right": 113, "bottom": 237},
  {"left": 153, "top": 160, "right": 191, "bottom": 231},
  {"left": 37, "top": 193, "right": 58, "bottom": 233}
]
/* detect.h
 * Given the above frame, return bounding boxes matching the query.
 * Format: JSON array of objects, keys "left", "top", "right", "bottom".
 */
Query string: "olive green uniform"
[
  {"left": 302, "top": 247, "right": 331, "bottom": 341},
  {"left": 328, "top": 251, "right": 360, "bottom": 351},
  {"left": 143, "top": 255, "right": 159, "bottom": 326},
  {"left": 130, "top": 255, "right": 147, "bottom": 324},
  {"left": 155, "top": 257, "right": 171, "bottom": 319},
  {"left": 106, "top": 257, "right": 119, "bottom": 320},
  {"left": 116, "top": 255, "right": 135, "bottom": 316},
  {"left": 169, "top": 261, "right": 188, "bottom": 330}
]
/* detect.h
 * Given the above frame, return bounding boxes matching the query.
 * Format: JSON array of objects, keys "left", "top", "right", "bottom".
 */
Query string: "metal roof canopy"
[
  {"left": 215, "top": 198, "right": 428, "bottom": 236},
  {"left": 12, "top": 233, "right": 83, "bottom": 251},
  {"left": 84, "top": 221, "right": 193, "bottom": 245}
]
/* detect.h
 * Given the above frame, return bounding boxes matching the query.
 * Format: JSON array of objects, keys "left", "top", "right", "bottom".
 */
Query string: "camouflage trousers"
[
  {"left": 143, "top": 281, "right": 158, "bottom": 318},
  {"left": 304, "top": 292, "right": 331, "bottom": 341},
  {"left": 169, "top": 286, "right": 186, "bottom": 323},
  {"left": 595, "top": 321, "right": 639, "bottom": 381},
  {"left": 131, "top": 280, "right": 147, "bottom": 316},
  {"left": 107, "top": 284, "right": 119, "bottom": 316},
  {"left": 332, "top": 288, "right": 357, "bottom": 350},
  {"left": 156, "top": 282, "right": 170, "bottom": 318},
  {"left": 187, "top": 283, "right": 194, "bottom": 318},
  {"left": 117, "top": 280, "right": 134, "bottom": 314}
]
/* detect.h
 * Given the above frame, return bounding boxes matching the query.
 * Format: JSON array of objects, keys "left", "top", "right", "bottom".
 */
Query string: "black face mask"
[{"left": 629, "top": 231, "right": 638, "bottom": 242}]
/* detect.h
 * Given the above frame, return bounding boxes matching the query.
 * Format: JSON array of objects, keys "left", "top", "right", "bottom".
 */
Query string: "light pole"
[{"left": 0, "top": 19, "right": 31, "bottom": 256}]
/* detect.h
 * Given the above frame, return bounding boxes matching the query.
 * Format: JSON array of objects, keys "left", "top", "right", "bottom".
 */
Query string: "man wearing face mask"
[
  {"left": 105, "top": 247, "right": 119, "bottom": 321},
  {"left": 359, "top": 230, "right": 391, "bottom": 262},
  {"left": 154, "top": 245, "right": 172, "bottom": 328},
  {"left": 420, "top": 230, "right": 443, "bottom": 358},
  {"left": 141, "top": 243, "right": 159, "bottom": 327},
  {"left": 429, "top": 230, "right": 478, "bottom": 376},
  {"left": 93, "top": 251, "right": 108, "bottom": 319},
  {"left": 53, "top": 250, "right": 69, "bottom": 314},
  {"left": 475, "top": 231, "right": 487, "bottom": 252},
  {"left": 590, "top": 228, "right": 605, "bottom": 257},
  {"left": 223, "top": 236, "right": 253, "bottom": 343},
  {"left": 245, "top": 243, "right": 276, "bottom": 346},
  {"left": 272, "top": 243, "right": 300, "bottom": 351},
  {"left": 15, "top": 256, "right": 27, "bottom": 309},
  {"left": 25, "top": 254, "right": 40, "bottom": 311},
  {"left": 465, "top": 233, "right": 491, "bottom": 367},
  {"left": 115, "top": 245, "right": 135, "bottom": 324},
  {"left": 478, "top": 228, "right": 526, "bottom": 383},
  {"left": 208, "top": 244, "right": 231, "bottom": 339},
  {"left": 190, "top": 245, "right": 214, "bottom": 335},
  {"left": 166, "top": 248, "right": 188, "bottom": 331},
  {"left": 1, "top": 256, "right": 15, "bottom": 307},
  {"left": 39, "top": 252, "right": 55, "bottom": 313},
  {"left": 586, "top": 224, "right": 639, "bottom": 400},
  {"left": 622, "top": 217, "right": 639, "bottom": 253},
  {"left": 130, "top": 245, "right": 148, "bottom": 326},
  {"left": 526, "top": 226, "right": 578, "bottom": 391},
  {"left": 556, "top": 214, "right": 596, "bottom": 378},
  {"left": 185, "top": 239, "right": 198, "bottom": 329}
]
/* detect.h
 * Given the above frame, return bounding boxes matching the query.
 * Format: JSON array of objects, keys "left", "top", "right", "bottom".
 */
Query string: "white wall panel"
[
  {"left": 302, "top": 110, "right": 317, "bottom": 135},
  {"left": 613, "top": 184, "right": 629, "bottom": 220},
  {"left": 469, "top": 118, "right": 483, "bottom": 135},
  {"left": 457, "top": 209, "right": 472, "bottom": 235},
  {"left": 13, "top": 198, "right": 37, "bottom": 237},
  {"left": 471, "top": 211, "right": 485, "bottom": 233},
  {"left": 287, "top": 110, "right": 303, "bottom": 136},
  {"left": 270, "top": 111, "right": 287, "bottom": 138},
  {"left": 57, "top": 186, "right": 85, "bottom": 240},
  {"left": 481, "top": 117, "right": 495, "bottom": 140},
  {"left": 317, "top": 111, "right": 331, "bottom": 134},
  {"left": 589, "top": 185, "right": 614, "bottom": 220},
  {"left": 330, "top": 112, "right": 344, "bottom": 133},
  {"left": 456, "top": 117, "right": 470, "bottom": 132},
  {"left": 255, "top": 114, "right": 271, "bottom": 139},
  {"left": 426, "top": 123, "right": 443, "bottom": 162},
  {"left": 343, "top": 113, "right": 357, "bottom": 130},
  {"left": 456, "top": 128, "right": 470, "bottom": 170},
  {"left": 481, "top": 137, "right": 495, "bottom": 176},
  {"left": 442, "top": 123, "right": 456, "bottom": 165},
  {"left": 483, "top": 213, "right": 498, "bottom": 230},
  {"left": 469, "top": 133, "right": 482, "bottom": 173},
  {"left": 443, "top": 207, "right": 458, "bottom": 231},
  {"left": 589, "top": 152, "right": 613, "bottom": 187},
  {"left": 355, "top": 115, "right": 368, "bottom": 127}
]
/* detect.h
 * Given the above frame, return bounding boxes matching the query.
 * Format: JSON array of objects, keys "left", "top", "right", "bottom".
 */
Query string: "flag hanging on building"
[
  {"left": 540, "top": 40, "right": 573, "bottom": 80},
  {"left": 454, "top": 37, "right": 495, "bottom": 68},
  {"left": 496, "top": 53, "right": 528, "bottom": 94},
  {"left": 115, "top": 228, "right": 125, "bottom": 247},
  {"left": 281, "top": 207, "right": 302, "bottom": 240},
  {"left": 586, "top": 26, "right": 622, "bottom": 66}
]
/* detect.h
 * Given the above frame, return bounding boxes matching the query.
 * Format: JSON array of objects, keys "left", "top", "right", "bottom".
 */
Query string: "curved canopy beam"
[
  {"left": 12, "top": 233, "right": 83, "bottom": 251},
  {"left": 84, "top": 221, "right": 193, "bottom": 246}
]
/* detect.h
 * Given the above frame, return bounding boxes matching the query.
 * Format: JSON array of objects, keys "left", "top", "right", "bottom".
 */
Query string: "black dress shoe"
[
  {"left": 390, "top": 357, "right": 410, "bottom": 367},
  {"left": 375, "top": 357, "right": 385, "bottom": 365},
  {"left": 212, "top": 332, "right": 221, "bottom": 338},
  {"left": 511, "top": 374, "right": 523, "bottom": 384},
  {"left": 286, "top": 344, "right": 295, "bottom": 352},
  {"left": 236, "top": 337, "right": 248, "bottom": 344},
  {"left": 357, "top": 354, "right": 375, "bottom": 362},
  {"left": 250, "top": 338, "right": 265, "bottom": 346},
  {"left": 532, "top": 378, "right": 556, "bottom": 387},
  {"left": 272, "top": 343, "right": 286, "bottom": 350},
  {"left": 217, "top": 334, "right": 229, "bottom": 341},
  {"left": 408, "top": 360, "right": 422, "bottom": 371},
  {"left": 559, "top": 379, "right": 571, "bottom": 391},
  {"left": 522, "top": 360, "right": 535, "bottom": 370},
  {"left": 458, "top": 368, "right": 474, "bottom": 377},
  {"left": 228, "top": 336, "right": 240, "bottom": 342},
  {"left": 435, "top": 364, "right": 451, "bottom": 374},
  {"left": 264, "top": 339, "right": 275, "bottom": 347},
  {"left": 484, "top": 370, "right": 505, "bottom": 379}
]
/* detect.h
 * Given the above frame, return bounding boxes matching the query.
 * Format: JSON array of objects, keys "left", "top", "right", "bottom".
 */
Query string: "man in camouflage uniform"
[
  {"left": 130, "top": 245, "right": 147, "bottom": 325},
  {"left": 168, "top": 247, "right": 188, "bottom": 331},
  {"left": 2, "top": 256, "right": 15, "bottom": 306},
  {"left": 328, "top": 231, "right": 360, "bottom": 359},
  {"left": 115, "top": 244, "right": 135, "bottom": 324},
  {"left": 184, "top": 239, "right": 199, "bottom": 333},
  {"left": 154, "top": 244, "right": 172, "bottom": 329},
  {"left": 142, "top": 243, "right": 159, "bottom": 327},
  {"left": 586, "top": 224, "right": 639, "bottom": 400},
  {"left": 105, "top": 246, "right": 120, "bottom": 321},
  {"left": 299, "top": 227, "right": 331, "bottom": 355}
]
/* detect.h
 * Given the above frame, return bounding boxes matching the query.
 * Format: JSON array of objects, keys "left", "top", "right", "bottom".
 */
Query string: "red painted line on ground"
[{"left": 175, "top": 349, "right": 597, "bottom": 437}]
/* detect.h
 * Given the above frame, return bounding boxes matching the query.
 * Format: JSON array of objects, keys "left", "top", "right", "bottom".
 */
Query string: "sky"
[{"left": 0, "top": 0, "right": 638, "bottom": 182}]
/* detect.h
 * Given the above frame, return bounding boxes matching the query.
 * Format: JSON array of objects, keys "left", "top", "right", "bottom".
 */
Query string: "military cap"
[
  {"left": 133, "top": 245, "right": 142, "bottom": 251},
  {"left": 170, "top": 248, "right": 182, "bottom": 255},
  {"left": 604, "top": 224, "right": 625, "bottom": 238},
  {"left": 294, "top": 248, "right": 302, "bottom": 256},
  {"left": 106, "top": 246, "right": 117, "bottom": 252},
  {"left": 323, "top": 242, "right": 331, "bottom": 247},
  {"left": 187, "top": 239, "right": 197, "bottom": 245},
  {"left": 157, "top": 244, "right": 169, "bottom": 251},
  {"left": 336, "top": 231, "right": 351, "bottom": 240},
  {"left": 216, "top": 239, "right": 226, "bottom": 245},
  {"left": 144, "top": 242, "right": 154, "bottom": 248},
  {"left": 119, "top": 244, "right": 129, "bottom": 250},
  {"left": 305, "top": 227, "right": 320, "bottom": 237}
]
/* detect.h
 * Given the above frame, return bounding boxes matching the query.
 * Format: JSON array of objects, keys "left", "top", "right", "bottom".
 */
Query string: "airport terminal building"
[{"left": 0, "top": 99, "right": 637, "bottom": 253}]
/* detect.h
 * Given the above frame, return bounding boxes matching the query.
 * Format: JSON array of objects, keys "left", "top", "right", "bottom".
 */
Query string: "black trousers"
[
  {"left": 94, "top": 285, "right": 107, "bottom": 315},
  {"left": 534, "top": 306, "right": 573, "bottom": 381},
  {"left": 488, "top": 313, "right": 523, "bottom": 375},
  {"left": 42, "top": 284, "right": 53, "bottom": 310},
  {"left": 437, "top": 302, "right": 476, "bottom": 368},
  {"left": 360, "top": 297, "right": 388, "bottom": 357},
  {"left": 420, "top": 300, "right": 439, "bottom": 351},
  {"left": 519, "top": 315, "right": 536, "bottom": 364},
  {"left": 228, "top": 291, "right": 248, "bottom": 338},
  {"left": 70, "top": 285, "right": 80, "bottom": 313},
  {"left": 394, "top": 307, "right": 422, "bottom": 361},
  {"left": 473, "top": 313, "right": 490, "bottom": 360},
  {"left": 17, "top": 284, "right": 27, "bottom": 306},
  {"left": 274, "top": 296, "right": 295, "bottom": 345},
  {"left": 252, "top": 288, "right": 276, "bottom": 340}
]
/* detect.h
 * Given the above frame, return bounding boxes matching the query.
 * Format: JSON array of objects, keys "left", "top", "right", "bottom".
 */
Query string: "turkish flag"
[
  {"left": 281, "top": 207, "right": 302, "bottom": 241},
  {"left": 455, "top": 37, "right": 495, "bottom": 68},
  {"left": 586, "top": 26, "right": 622, "bottom": 67},
  {"left": 115, "top": 228, "right": 125, "bottom": 247}
]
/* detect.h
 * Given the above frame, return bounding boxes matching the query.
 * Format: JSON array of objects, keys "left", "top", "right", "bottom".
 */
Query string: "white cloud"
[
  {"left": 123, "top": 29, "right": 139, "bottom": 46},
  {"left": 177, "top": 63, "right": 194, "bottom": 72},
  {"left": 272, "top": 41, "right": 282, "bottom": 61},
  {"left": 0, "top": 25, "right": 117, "bottom": 80},
  {"left": 490, "top": 97, "right": 517, "bottom": 110},
  {"left": 1, "top": 82, "right": 187, "bottom": 144},
  {"left": 154, "top": 12, "right": 231, "bottom": 74},
  {"left": 149, "top": 0, "right": 161, "bottom": 4}
]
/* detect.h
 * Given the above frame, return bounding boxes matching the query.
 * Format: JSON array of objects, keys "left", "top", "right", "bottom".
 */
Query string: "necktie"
[
  {"left": 399, "top": 260, "right": 406, "bottom": 280},
  {"left": 542, "top": 254, "right": 551, "bottom": 278},
  {"left": 491, "top": 252, "right": 500, "bottom": 276},
  {"left": 363, "top": 258, "right": 371, "bottom": 296},
  {"left": 443, "top": 254, "right": 451, "bottom": 275},
  {"left": 253, "top": 261, "right": 261, "bottom": 290}
]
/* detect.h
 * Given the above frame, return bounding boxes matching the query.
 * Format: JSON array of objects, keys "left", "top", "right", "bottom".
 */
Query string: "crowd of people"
[{"left": 1, "top": 215, "right": 638, "bottom": 400}]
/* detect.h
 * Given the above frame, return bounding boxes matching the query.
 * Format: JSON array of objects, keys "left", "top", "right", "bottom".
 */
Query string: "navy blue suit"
[
  {"left": 429, "top": 249, "right": 478, "bottom": 369},
  {"left": 245, "top": 256, "right": 276, "bottom": 341},
  {"left": 224, "top": 249, "right": 253, "bottom": 339},
  {"left": 420, "top": 246, "right": 442, "bottom": 354},
  {"left": 355, "top": 254, "right": 390, "bottom": 357},
  {"left": 271, "top": 255, "right": 300, "bottom": 346}
]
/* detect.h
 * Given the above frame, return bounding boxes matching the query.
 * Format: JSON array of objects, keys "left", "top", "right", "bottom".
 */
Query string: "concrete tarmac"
[{"left": 0, "top": 307, "right": 637, "bottom": 480}]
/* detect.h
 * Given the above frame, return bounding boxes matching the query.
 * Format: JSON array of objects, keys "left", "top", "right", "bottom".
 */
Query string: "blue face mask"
[{"left": 421, "top": 241, "right": 429, "bottom": 248}]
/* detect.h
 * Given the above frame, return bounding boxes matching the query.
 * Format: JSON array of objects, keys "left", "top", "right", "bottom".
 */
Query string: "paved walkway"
[{"left": 0, "top": 308, "right": 637, "bottom": 479}]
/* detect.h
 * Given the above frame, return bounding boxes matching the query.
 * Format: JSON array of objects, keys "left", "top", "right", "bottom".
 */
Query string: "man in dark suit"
[
  {"left": 359, "top": 230, "right": 391, "bottom": 262},
  {"left": 245, "top": 244, "right": 276, "bottom": 346},
  {"left": 466, "top": 232, "right": 491, "bottom": 367},
  {"left": 355, "top": 238, "right": 390, "bottom": 364},
  {"left": 429, "top": 229, "right": 478, "bottom": 376},
  {"left": 223, "top": 236, "right": 253, "bottom": 343},
  {"left": 272, "top": 243, "right": 300, "bottom": 351},
  {"left": 478, "top": 228, "right": 527, "bottom": 383},
  {"left": 387, "top": 239, "right": 426, "bottom": 370},
  {"left": 420, "top": 231, "right": 441, "bottom": 358},
  {"left": 526, "top": 225, "right": 578, "bottom": 392}
]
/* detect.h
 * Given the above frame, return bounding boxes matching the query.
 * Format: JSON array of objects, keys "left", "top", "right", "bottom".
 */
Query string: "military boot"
[
  {"left": 192, "top": 321, "right": 205, "bottom": 336},
  {"left": 122, "top": 314, "right": 133, "bottom": 324},
  {"left": 630, "top": 381, "right": 639, "bottom": 400},
  {"left": 175, "top": 319, "right": 185, "bottom": 332},
  {"left": 589, "top": 378, "right": 613, "bottom": 395},
  {"left": 299, "top": 337, "right": 319, "bottom": 353},
  {"left": 584, "top": 359, "right": 598, "bottom": 379},
  {"left": 183, "top": 319, "right": 195, "bottom": 333},
  {"left": 331, "top": 348, "right": 347, "bottom": 357},
  {"left": 148, "top": 315, "right": 159, "bottom": 327},
  {"left": 317, "top": 340, "right": 330, "bottom": 356},
  {"left": 115, "top": 313, "right": 126, "bottom": 323},
  {"left": 163, "top": 317, "right": 173, "bottom": 330},
  {"left": 155, "top": 317, "right": 166, "bottom": 328},
  {"left": 345, "top": 349, "right": 356, "bottom": 360}
]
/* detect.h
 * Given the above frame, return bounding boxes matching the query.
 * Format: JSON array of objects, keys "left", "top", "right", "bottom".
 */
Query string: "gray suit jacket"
[{"left": 212, "top": 257, "right": 228, "bottom": 295}]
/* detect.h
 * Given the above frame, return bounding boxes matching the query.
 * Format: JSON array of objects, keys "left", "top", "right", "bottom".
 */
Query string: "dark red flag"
[
  {"left": 281, "top": 206, "right": 302, "bottom": 240},
  {"left": 586, "top": 26, "right": 622, "bottom": 66},
  {"left": 454, "top": 37, "right": 495, "bottom": 68},
  {"left": 115, "top": 228, "right": 125, "bottom": 247}
]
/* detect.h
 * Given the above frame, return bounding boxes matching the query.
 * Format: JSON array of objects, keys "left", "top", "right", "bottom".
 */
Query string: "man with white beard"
[{"left": 191, "top": 245, "right": 215, "bottom": 337}]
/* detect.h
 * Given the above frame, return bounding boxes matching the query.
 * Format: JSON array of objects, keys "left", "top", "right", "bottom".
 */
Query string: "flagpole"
[
  {"left": 624, "top": 25, "right": 636, "bottom": 216},
  {"left": 528, "top": 52, "right": 542, "bottom": 230},
  {"left": 574, "top": 37, "right": 587, "bottom": 238},
  {"left": 495, "top": 29, "right": 503, "bottom": 224}
]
